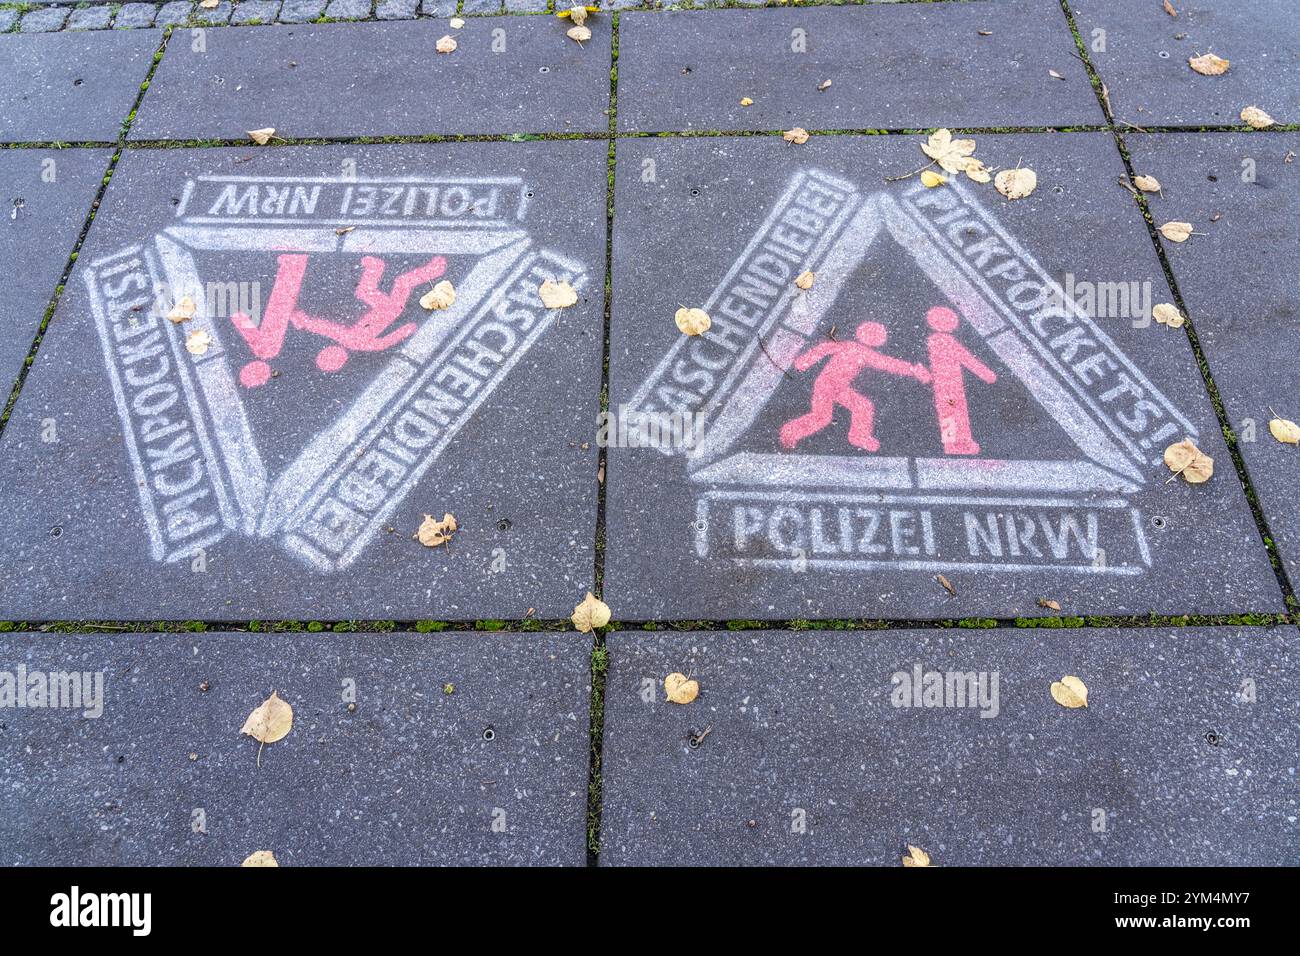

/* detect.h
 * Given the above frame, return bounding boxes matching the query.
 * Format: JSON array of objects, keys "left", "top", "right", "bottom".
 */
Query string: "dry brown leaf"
[
  {"left": 818, "top": 79, "right": 832, "bottom": 91},
  {"left": 167, "top": 296, "right": 196, "bottom": 324},
  {"left": 240, "top": 691, "right": 294, "bottom": 745},
  {"left": 1049, "top": 69, "right": 1065, "bottom": 80},
  {"left": 436, "top": 35, "right": 458, "bottom": 54},
  {"left": 740, "top": 97, "right": 754, "bottom": 107},
  {"left": 241, "top": 850, "right": 279, "bottom": 867},
  {"left": 1164, "top": 438, "right": 1214, "bottom": 483},
  {"left": 920, "top": 169, "right": 947, "bottom": 188},
  {"left": 1152, "top": 302, "right": 1186, "bottom": 328},
  {"left": 571, "top": 591, "right": 610, "bottom": 632},
  {"left": 1050, "top": 675, "right": 1088, "bottom": 709},
  {"left": 200, "top": 0, "right": 219, "bottom": 7},
  {"left": 1241, "top": 106, "right": 1275, "bottom": 129},
  {"left": 420, "top": 279, "right": 456, "bottom": 310},
  {"left": 675, "top": 307, "right": 711, "bottom": 336},
  {"left": 921, "top": 128, "right": 978, "bottom": 174},
  {"left": 1159, "top": 220, "right": 1195, "bottom": 242},
  {"left": 334, "top": 225, "right": 355, "bottom": 235},
  {"left": 567, "top": 25, "right": 592, "bottom": 43},
  {"left": 185, "top": 329, "right": 212, "bottom": 356},
  {"left": 1164, "top": 0, "right": 1177, "bottom": 17},
  {"left": 247, "top": 127, "right": 276, "bottom": 145},
  {"left": 567, "top": 5, "right": 588, "bottom": 26},
  {"left": 978, "top": 30, "right": 993, "bottom": 36},
  {"left": 449, "top": 16, "right": 465, "bottom": 28},
  {"left": 538, "top": 278, "right": 578, "bottom": 309},
  {"left": 794, "top": 270, "right": 815, "bottom": 290},
  {"left": 664, "top": 672, "right": 699, "bottom": 705},
  {"left": 963, "top": 159, "right": 992, "bottom": 184},
  {"left": 902, "top": 845, "right": 932, "bottom": 867},
  {"left": 417, "top": 512, "right": 457, "bottom": 548},
  {"left": 995, "top": 167, "right": 1037, "bottom": 200},
  {"left": 1038, "top": 598, "right": 1062, "bottom": 611},
  {"left": 1133, "top": 173, "right": 1161, "bottom": 193},
  {"left": 936, "top": 573, "right": 956, "bottom": 596},
  {"left": 783, "top": 127, "right": 810, "bottom": 145},
  {"left": 1269, "top": 417, "right": 1300, "bottom": 445},
  {"left": 1189, "top": 53, "right": 1229, "bottom": 76}
]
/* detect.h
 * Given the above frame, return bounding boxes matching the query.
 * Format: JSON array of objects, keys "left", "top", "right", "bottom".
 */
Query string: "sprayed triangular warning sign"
[{"left": 626, "top": 170, "right": 1194, "bottom": 575}]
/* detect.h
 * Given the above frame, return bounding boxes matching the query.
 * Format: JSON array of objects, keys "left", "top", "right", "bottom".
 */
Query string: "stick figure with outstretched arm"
[
  {"left": 780, "top": 321, "right": 931, "bottom": 452},
  {"left": 925, "top": 306, "right": 997, "bottom": 455}
]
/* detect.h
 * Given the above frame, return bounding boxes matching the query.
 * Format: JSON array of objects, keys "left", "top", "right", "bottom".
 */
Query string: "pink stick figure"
[
  {"left": 925, "top": 306, "right": 997, "bottom": 455},
  {"left": 780, "top": 321, "right": 931, "bottom": 452}
]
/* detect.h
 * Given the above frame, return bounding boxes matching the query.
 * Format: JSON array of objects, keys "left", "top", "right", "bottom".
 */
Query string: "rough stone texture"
[
  {"left": 116, "top": 2, "right": 160, "bottom": 27},
  {"left": 1070, "top": 0, "right": 1298, "bottom": 127},
  {"left": 375, "top": 0, "right": 417, "bottom": 19},
  {"left": 132, "top": 18, "right": 611, "bottom": 139},
  {"left": 66, "top": 6, "right": 115, "bottom": 29},
  {"left": 0, "top": 631, "right": 591, "bottom": 865},
  {"left": 0, "top": 10, "right": 17, "bottom": 32},
  {"left": 600, "top": 627, "right": 1298, "bottom": 865},
  {"left": 0, "top": 29, "right": 160, "bottom": 142},
  {"left": 1126, "top": 132, "right": 1300, "bottom": 584},
  {"left": 461, "top": 0, "right": 502, "bottom": 13},
  {"left": 156, "top": 1, "right": 195, "bottom": 26},
  {"left": 277, "top": 0, "right": 326, "bottom": 21},
  {"left": 0, "top": 150, "right": 113, "bottom": 394},
  {"left": 0, "top": 141, "right": 606, "bottom": 621},
  {"left": 616, "top": 2, "right": 1105, "bottom": 133},
  {"left": 231, "top": 0, "right": 283, "bottom": 24},
  {"left": 603, "top": 133, "right": 1282, "bottom": 621},
  {"left": 419, "top": 0, "right": 456, "bottom": 17},
  {"left": 323, "top": 0, "right": 370, "bottom": 19},
  {"left": 194, "top": 1, "right": 234, "bottom": 25},
  {"left": 504, "top": 0, "right": 548, "bottom": 12},
  {"left": 19, "top": 7, "right": 70, "bottom": 32}
]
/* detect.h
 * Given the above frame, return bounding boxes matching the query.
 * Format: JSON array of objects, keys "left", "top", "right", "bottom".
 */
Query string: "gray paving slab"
[
  {"left": 1070, "top": 0, "right": 1299, "bottom": 128},
  {"left": 116, "top": 2, "right": 160, "bottom": 27},
  {"left": 603, "top": 133, "right": 1282, "bottom": 621},
  {"left": 375, "top": 0, "right": 417, "bottom": 19},
  {"left": 131, "top": 18, "right": 611, "bottom": 140},
  {"left": 18, "top": 6, "right": 69, "bottom": 32},
  {"left": 323, "top": 0, "right": 370, "bottom": 19},
  {"left": 194, "top": 0, "right": 234, "bottom": 24},
  {"left": 0, "top": 140, "right": 605, "bottom": 621},
  {"left": 276, "top": 0, "right": 325, "bottom": 21},
  {"left": 231, "top": 0, "right": 283, "bottom": 24},
  {"left": 0, "top": 630, "right": 591, "bottom": 865},
  {"left": 0, "top": 149, "right": 113, "bottom": 393},
  {"left": 66, "top": 6, "right": 115, "bottom": 30},
  {"left": 462, "top": 0, "right": 503, "bottom": 14},
  {"left": 420, "top": 0, "right": 456, "bottom": 17},
  {"left": 504, "top": 0, "right": 548, "bottom": 12},
  {"left": 600, "top": 627, "right": 1298, "bottom": 865},
  {"left": 0, "top": 10, "right": 18, "bottom": 32},
  {"left": 615, "top": 2, "right": 1105, "bottom": 134},
  {"left": 0, "top": 29, "right": 159, "bottom": 142},
  {"left": 1125, "top": 132, "right": 1300, "bottom": 586}
]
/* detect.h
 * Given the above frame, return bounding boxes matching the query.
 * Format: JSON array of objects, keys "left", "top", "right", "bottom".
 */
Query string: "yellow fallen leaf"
[
  {"left": 200, "top": 0, "right": 218, "bottom": 7},
  {"left": 664, "top": 672, "right": 699, "bottom": 704},
  {"left": 538, "top": 278, "right": 578, "bottom": 309},
  {"left": 167, "top": 296, "right": 196, "bottom": 324},
  {"left": 420, "top": 280, "right": 456, "bottom": 310},
  {"left": 567, "top": 24, "right": 592, "bottom": 43},
  {"left": 436, "top": 35, "right": 458, "bottom": 54},
  {"left": 240, "top": 691, "right": 294, "bottom": 745},
  {"left": 247, "top": 127, "right": 276, "bottom": 145},
  {"left": 1152, "top": 302, "right": 1185, "bottom": 328},
  {"left": 1159, "top": 220, "right": 1194, "bottom": 242},
  {"left": 571, "top": 592, "right": 610, "bottom": 632},
  {"left": 675, "top": 307, "right": 711, "bottom": 336},
  {"left": 794, "top": 270, "right": 815, "bottom": 290},
  {"left": 921, "top": 128, "right": 978, "bottom": 174},
  {"left": 963, "top": 159, "right": 992, "bottom": 184},
  {"left": 1189, "top": 53, "right": 1230, "bottom": 76},
  {"left": 417, "top": 512, "right": 457, "bottom": 548},
  {"left": 185, "top": 329, "right": 212, "bottom": 356},
  {"left": 1164, "top": 438, "right": 1214, "bottom": 483},
  {"left": 1241, "top": 106, "right": 1275, "bottom": 129},
  {"left": 1269, "top": 417, "right": 1300, "bottom": 445},
  {"left": 558, "top": 5, "right": 597, "bottom": 24},
  {"left": 740, "top": 97, "right": 754, "bottom": 107},
  {"left": 241, "top": 850, "right": 278, "bottom": 867},
  {"left": 1133, "top": 174, "right": 1161, "bottom": 192},
  {"left": 995, "top": 167, "right": 1037, "bottom": 200},
  {"left": 902, "top": 845, "right": 931, "bottom": 867},
  {"left": 1050, "top": 675, "right": 1088, "bottom": 709},
  {"left": 920, "top": 169, "right": 947, "bottom": 188},
  {"left": 783, "top": 127, "right": 810, "bottom": 145}
]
